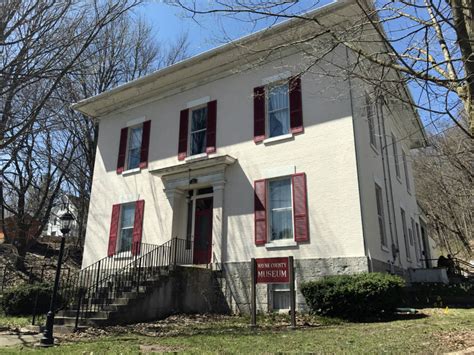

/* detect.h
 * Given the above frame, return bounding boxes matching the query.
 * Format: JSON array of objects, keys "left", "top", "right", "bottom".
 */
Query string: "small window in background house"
[
  {"left": 392, "top": 133, "right": 401, "bottom": 178},
  {"left": 272, "top": 284, "right": 290, "bottom": 311},
  {"left": 190, "top": 106, "right": 208, "bottom": 155},
  {"left": 118, "top": 203, "right": 135, "bottom": 253},
  {"left": 375, "top": 183, "right": 387, "bottom": 247},
  {"left": 267, "top": 83, "right": 290, "bottom": 138},
  {"left": 268, "top": 177, "right": 293, "bottom": 241},
  {"left": 127, "top": 125, "right": 143, "bottom": 170},
  {"left": 366, "top": 95, "right": 377, "bottom": 148},
  {"left": 402, "top": 150, "right": 411, "bottom": 192}
]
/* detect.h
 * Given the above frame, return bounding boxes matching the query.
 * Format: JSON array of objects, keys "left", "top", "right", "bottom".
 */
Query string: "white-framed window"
[
  {"left": 268, "top": 177, "right": 293, "bottom": 241},
  {"left": 392, "top": 133, "right": 401, "bottom": 179},
  {"left": 189, "top": 106, "right": 208, "bottom": 156},
  {"left": 374, "top": 183, "right": 387, "bottom": 247},
  {"left": 267, "top": 82, "right": 290, "bottom": 138},
  {"left": 402, "top": 150, "right": 411, "bottom": 192},
  {"left": 118, "top": 203, "right": 135, "bottom": 253},
  {"left": 400, "top": 208, "right": 410, "bottom": 260},
  {"left": 126, "top": 125, "right": 143, "bottom": 170},
  {"left": 366, "top": 95, "right": 377, "bottom": 149},
  {"left": 271, "top": 284, "right": 291, "bottom": 311}
]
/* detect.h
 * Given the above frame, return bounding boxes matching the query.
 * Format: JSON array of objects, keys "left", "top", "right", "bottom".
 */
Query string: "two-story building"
[{"left": 72, "top": 0, "right": 431, "bottom": 313}]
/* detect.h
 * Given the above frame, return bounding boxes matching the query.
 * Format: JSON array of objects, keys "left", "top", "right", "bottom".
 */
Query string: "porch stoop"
[{"left": 54, "top": 266, "right": 230, "bottom": 327}]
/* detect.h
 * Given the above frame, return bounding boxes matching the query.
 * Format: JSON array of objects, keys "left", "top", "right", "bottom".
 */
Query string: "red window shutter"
[
  {"left": 289, "top": 77, "right": 303, "bottom": 134},
  {"left": 206, "top": 100, "right": 217, "bottom": 153},
  {"left": 107, "top": 204, "right": 121, "bottom": 257},
  {"left": 116, "top": 128, "right": 128, "bottom": 173},
  {"left": 131, "top": 200, "right": 145, "bottom": 255},
  {"left": 178, "top": 109, "right": 189, "bottom": 160},
  {"left": 254, "top": 179, "right": 267, "bottom": 245},
  {"left": 253, "top": 86, "right": 266, "bottom": 142},
  {"left": 139, "top": 120, "right": 151, "bottom": 169},
  {"left": 292, "top": 173, "right": 309, "bottom": 242}
]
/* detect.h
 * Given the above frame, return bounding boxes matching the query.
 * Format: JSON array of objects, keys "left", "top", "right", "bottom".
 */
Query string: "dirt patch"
[{"left": 437, "top": 330, "right": 474, "bottom": 352}]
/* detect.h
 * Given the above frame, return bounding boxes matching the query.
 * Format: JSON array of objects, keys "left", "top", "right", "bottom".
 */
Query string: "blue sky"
[{"left": 137, "top": 1, "right": 334, "bottom": 56}]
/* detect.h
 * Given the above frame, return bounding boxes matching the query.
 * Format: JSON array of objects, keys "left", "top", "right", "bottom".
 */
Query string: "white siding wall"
[
  {"left": 83, "top": 50, "right": 366, "bottom": 267},
  {"left": 351, "top": 87, "right": 424, "bottom": 271}
]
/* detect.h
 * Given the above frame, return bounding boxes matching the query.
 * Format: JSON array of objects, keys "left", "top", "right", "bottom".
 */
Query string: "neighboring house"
[
  {"left": 72, "top": 1, "right": 432, "bottom": 312},
  {"left": 42, "top": 195, "right": 79, "bottom": 238}
]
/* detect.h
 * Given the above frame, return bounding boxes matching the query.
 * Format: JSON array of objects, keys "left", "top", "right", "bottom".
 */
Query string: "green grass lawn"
[{"left": 0, "top": 309, "right": 473, "bottom": 354}]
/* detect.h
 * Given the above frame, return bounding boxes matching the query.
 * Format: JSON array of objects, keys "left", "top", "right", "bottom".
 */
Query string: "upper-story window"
[
  {"left": 402, "top": 150, "right": 411, "bottom": 192},
  {"left": 253, "top": 76, "right": 303, "bottom": 143},
  {"left": 190, "top": 106, "right": 208, "bottom": 156},
  {"left": 127, "top": 125, "right": 143, "bottom": 170},
  {"left": 267, "top": 83, "right": 290, "bottom": 138},
  {"left": 178, "top": 100, "right": 217, "bottom": 161},
  {"left": 366, "top": 95, "right": 377, "bottom": 149},
  {"left": 392, "top": 133, "right": 401, "bottom": 179},
  {"left": 116, "top": 120, "right": 151, "bottom": 174}
]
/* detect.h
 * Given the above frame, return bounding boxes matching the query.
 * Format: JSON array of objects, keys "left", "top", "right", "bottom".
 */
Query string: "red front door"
[{"left": 193, "top": 197, "right": 213, "bottom": 264}]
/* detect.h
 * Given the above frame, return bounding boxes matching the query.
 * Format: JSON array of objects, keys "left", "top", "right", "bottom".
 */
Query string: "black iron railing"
[{"left": 57, "top": 237, "right": 193, "bottom": 328}]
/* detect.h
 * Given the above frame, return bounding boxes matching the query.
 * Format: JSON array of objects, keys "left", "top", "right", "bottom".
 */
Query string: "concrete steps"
[{"left": 54, "top": 268, "right": 169, "bottom": 328}]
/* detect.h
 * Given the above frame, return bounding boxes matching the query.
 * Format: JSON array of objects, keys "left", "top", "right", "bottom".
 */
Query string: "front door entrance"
[{"left": 193, "top": 196, "right": 213, "bottom": 264}]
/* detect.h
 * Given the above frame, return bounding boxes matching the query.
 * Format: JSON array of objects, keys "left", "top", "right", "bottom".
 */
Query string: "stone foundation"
[{"left": 218, "top": 256, "right": 370, "bottom": 314}]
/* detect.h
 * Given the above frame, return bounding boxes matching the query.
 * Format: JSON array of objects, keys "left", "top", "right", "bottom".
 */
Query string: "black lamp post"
[{"left": 39, "top": 211, "right": 74, "bottom": 347}]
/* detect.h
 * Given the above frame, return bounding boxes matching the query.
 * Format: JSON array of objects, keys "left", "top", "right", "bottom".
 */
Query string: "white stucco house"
[
  {"left": 72, "top": 0, "right": 434, "bottom": 312},
  {"left": 42, "top": 195, "right": 79, "bottom": 238}
]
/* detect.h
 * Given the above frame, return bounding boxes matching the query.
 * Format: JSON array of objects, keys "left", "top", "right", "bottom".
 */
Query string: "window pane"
[
  {"left": 129, "top": 127, "right": 142, "bottom": 149},
  {"left": 271, "top": 209, "right": 293, "bottom": 240},
  {"left": 128, "top": 148, "right": 140, "bottom": 169},
  {"left": 127, "top": 126, "right": 142, "bottom": 169},
  {"left": 268, "top": 84, "right": 289, "bottom": 137},
  {"left": 268, "top": 84, "right": 288, "bottom": 111},
  {"left": 118, "top": 228, "right": 133, "bottom": 252},
  {"left": 191, "top": 107, "right": 207, "bottom": 131},
  {"left": 269, "top": 179, "right": 293, "bottom": 241},
  {"left": 269, "top": 179, "right": 291, "bottom": 209},
  {"left": 269, "top": 110, "right": 290, "bottom": 138},
  {"left": 121, "top": 204, "right": 135, "bottom": 229},
  {"left": 190, "top": 130, "right": 206, "bottom": 155}
]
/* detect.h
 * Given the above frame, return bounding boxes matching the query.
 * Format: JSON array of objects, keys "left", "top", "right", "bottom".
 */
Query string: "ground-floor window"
[
  {"left": 268, "top": 177, "right": 293, "bottom": 241},
  {"left": 271, "top": 284, "right": 291, "bottom": 311},
  {"left": 118, "top": 203, "right": 135, "bottom": 253}
]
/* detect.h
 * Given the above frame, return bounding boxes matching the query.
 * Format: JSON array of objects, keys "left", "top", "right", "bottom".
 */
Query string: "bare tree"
[
  {"left": 171, "top": 0, "right": 473, "bottom": 137},
  {"left": 0, "top": 0, "right": 142, "bottom": 150},
  {"left": 413, "top": 119, "right": 472, "bottom": 257},
  {"left": 1, "top": 114, "right": 77, "bottom": 269},
  {"left": 57, "top": 16, "right": 190, "bottom": 246}
]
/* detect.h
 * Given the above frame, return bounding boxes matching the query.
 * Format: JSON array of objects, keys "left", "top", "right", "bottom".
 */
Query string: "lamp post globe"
[{"left": 39, "top": 210, "right": 74, "bottom": 347}]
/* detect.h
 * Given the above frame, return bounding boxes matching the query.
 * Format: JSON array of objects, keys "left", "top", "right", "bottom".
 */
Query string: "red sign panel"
[{"left": 255, "top": 257, "right": 289, "bottom": 284}]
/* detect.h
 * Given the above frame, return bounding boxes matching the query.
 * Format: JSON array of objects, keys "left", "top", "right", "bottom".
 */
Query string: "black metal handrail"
[
  {"left": 58, "top": 237, "right": 193, "bottom": 328},
  {"left": 57, "top": 242, "right": 161, "bottom": 313},
  {"left": 420, "top": 257, "right": 474, "bottom": 277}
]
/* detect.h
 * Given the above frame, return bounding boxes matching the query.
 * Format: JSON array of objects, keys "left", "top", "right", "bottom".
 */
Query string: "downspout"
[
  {"left": 378, "top": 96, "right": 402, "bottom": 269},
  {"left": 346, "top": 47, "right": 372, "bottom": 273},
  {"left": 375, "top": 95, "right": 397, "bottom": 269}
]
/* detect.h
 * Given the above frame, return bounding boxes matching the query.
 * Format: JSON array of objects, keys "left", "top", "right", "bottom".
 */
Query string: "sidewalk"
[{"left": 0, "top": 330, "right": 42, "bottom": 348}]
